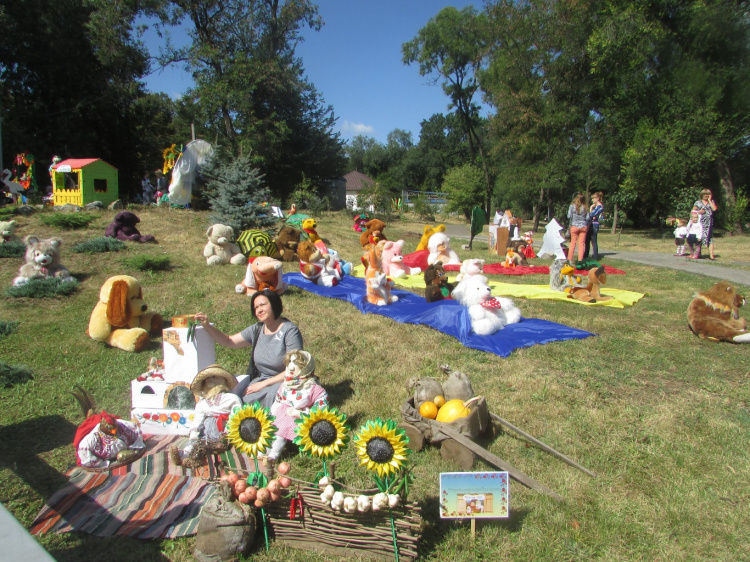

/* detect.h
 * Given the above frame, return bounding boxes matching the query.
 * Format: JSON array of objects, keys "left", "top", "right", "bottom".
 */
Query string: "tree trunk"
[
  {"left": 716, "top": 158, "right": 736, "bottom": 205},
  {"left": 610, "top": 201, "right": 619, "bottom": 234},
  {"left": 533, "top": 187, "right": 544, "bottom": 231}
]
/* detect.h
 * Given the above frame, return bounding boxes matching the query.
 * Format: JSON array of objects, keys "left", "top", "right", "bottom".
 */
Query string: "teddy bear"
[
  {"left": 297, "top": 240, "right": 340, "bottom": 287},
  {"left": 381, "top": 240, "right": 420, "bottom": 278},
  {"left": 416, "top": 224, "right": 446, "bottom": 252},
  {"left": 451, "top": 275, "right": 522, "bottom": 335},
  {"left": 104, "top": 210, "right": 156, "bottom": 243},
  {"left": 455, "top": 258, "right": 485, "bottom": 282},
  {"left": 301, "top": 217, "right": 321, "bottom": 244},
  {"left": 273, "top": 225, "right": 302, "bottom": 261},
  {"left": 353, "top": 213, "right": 370, "bottom": 232},
  {"left": 423, "top": 262, "right": 455, "bottom": 303},
  {"left": 364, "top": 241, "right": 398, "bottom": 305},
  {"left": 360, "top": 219, "right": 387, "bottom": 249},
  {"left": 427, "top": 232, "right": 461, "bottom": 265},
  {"left": 13, "top": 235, "right": 75, "bottom": 286},
  {"left": 567, "top": 266, "right": 614, "bottom": 303},
  {"left": 203, "top": 224, "right": 246, "bottom": 265},
  {"left": 0, "top": 220, "right": 20, "bottom": 244},
  {"left": 87, "top": 275, "right": 163, "bottom": 352},
  {"left": 687, "top": 281, "right": 750, "bottom": 343},
  {"left": 235, "top": 255, "right": 287, "bottom": 296}
]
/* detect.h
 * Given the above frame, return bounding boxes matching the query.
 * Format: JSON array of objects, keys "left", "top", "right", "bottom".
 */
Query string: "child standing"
[
  {"left": 673, "top": 219, "right": 688, "bottom": 256},
  {"left": 686, "top": 211, "right": 703, "bottom": 259}
]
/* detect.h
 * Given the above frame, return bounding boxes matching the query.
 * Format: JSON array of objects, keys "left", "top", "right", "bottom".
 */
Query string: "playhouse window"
[
  {"left": 61, "top": 172, "right": 79, "bottom": 190},
  {"left": 94, "top": 179, "right": 108, "bottom": 193}
]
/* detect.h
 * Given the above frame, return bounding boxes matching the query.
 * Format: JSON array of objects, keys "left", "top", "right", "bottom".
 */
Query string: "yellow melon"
[
  {"left": 419, "top": 401, "right": 439, "bottom": 419},
  {"left": 435, "top": 399, "right": 471, "bottom": 423}
]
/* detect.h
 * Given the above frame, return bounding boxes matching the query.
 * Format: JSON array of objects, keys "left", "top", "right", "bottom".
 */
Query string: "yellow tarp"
[{"left": 350, "top": 264, "right": 644, "bottom": 308}]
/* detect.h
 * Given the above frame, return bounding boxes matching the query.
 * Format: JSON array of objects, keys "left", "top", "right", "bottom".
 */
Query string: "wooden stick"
[
  {"left": 490, "top": 412, "right": 596, "bottom": 478},
  {"left": 439, "top": 425, "right": 564, "bottom": 502}
]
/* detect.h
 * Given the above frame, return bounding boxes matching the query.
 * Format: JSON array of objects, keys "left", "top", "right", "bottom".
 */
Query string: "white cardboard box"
[
  {"left": 131, "top": 407, "right": 196, "bottom": 435},
  {"left": 162, "top": 326, "right": 216, "bottom": 382}
]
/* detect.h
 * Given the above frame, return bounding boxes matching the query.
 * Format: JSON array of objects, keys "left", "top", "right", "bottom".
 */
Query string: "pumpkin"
[
  {"left": 435, "top": 399, "right": 470, "bottom": 423},
  {"left": 419, "top": 400, "right": 439, "bottom": 419}
]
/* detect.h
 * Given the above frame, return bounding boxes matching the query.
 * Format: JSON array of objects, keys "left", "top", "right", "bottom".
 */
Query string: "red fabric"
[
  {"left": 401, "top": 250, "right": 625, "bottom": 276},
  {"left": 215, "top": 414, "right": 229, "bottom": 433},
  {"left": 481, "top": 298, "right": 503, "bottom": 309},
  {"left": 73, "top": 412, "right": 123, "bottom": 465}
]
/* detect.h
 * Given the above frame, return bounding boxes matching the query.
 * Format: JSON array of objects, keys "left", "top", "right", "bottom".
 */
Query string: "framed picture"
[{"left": 439, "top": 471, "right": 509, "bottom": 519}]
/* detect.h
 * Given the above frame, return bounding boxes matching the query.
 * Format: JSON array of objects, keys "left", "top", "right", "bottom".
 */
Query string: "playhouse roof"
[{"left": 52, "top": 158, "right": 118, "bottom": 170}]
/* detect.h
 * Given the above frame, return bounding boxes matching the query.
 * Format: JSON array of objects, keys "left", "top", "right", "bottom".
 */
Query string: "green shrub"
[
  {"left": 40, "top": 212, "right": 96, "bottom": 230},
  {"left": 0, "top": 241, "right": 25, "bottom": 258},
  {"left": 0, "top": 321, "right": 19, "bottom": 337},
  {"left": 0, "top": 361, "right": 34, "bottom": 388},
  {"left": 72, "top": 237, "right": 126, "bottom": 253},
  {"left": 121, "top": 254, "right": 171, "bottom": 272},
  {"left": 4, "top": 278, "right": 80, "bottom": 298}
]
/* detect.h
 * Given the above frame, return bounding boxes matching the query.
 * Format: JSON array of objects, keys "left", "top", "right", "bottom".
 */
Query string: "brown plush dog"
[
  {"left": 423, "top": 263, "right": 454, "bottom": 303},
  {"left": 88, "top": 275, "right": 163, "bottom": 352},
  {"left": 567, "top": 266, "right": 613, "bottom": 303},
  {"left": 687, "top": 281, "right": 750, "bottom": 343},
  {"left": 360, "top": 219, "right": 387, "bottom": 249}
]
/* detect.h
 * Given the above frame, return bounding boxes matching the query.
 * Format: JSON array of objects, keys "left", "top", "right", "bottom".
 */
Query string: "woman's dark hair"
[{"left": 250, "top": 289, "right": 283, "bottom": 320}]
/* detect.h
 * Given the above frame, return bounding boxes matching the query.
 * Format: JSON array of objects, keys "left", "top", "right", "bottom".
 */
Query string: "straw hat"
[{"left": 191, "top": 364, "right": 238, "bottom": 394}]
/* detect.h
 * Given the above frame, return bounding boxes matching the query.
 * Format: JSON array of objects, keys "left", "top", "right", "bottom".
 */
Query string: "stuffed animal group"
[
  {"left": 549, "top": 259, "right": 585, "bottom": 292},
  {"left": 451, "top": 275, "right": 522, "bottom": 335},
  {"left": 687, "top": 281, "right": 750, "bottom": 343},
  {"left": 203, "top": 224, "right": 245, "bottom": 265},
  {"left": 297, "top": 240, "right": 340, "bottom": 287},
  {"left": 416, "top": 224, "right": 445, "bottom": 252},
  {"left": 0, "top": 220, "right": 20, "bottom": 244},
  {"left": 88, "top": 275, "right": 162, "bottom": 352},
  {"left": 235, "top": 256, "right": 287, "bottom": 296},
  {"left": 427, "top": 232, "right": 460, "bottom": 266},
  {"left": 105, "top": 211, "right": 156, "bottom": 243},
  {"left": 13, "top": 235, "right": 75, "bottom": 286},
  {"left": 423, "top": 263, "right": 455, "bottom": 303}
]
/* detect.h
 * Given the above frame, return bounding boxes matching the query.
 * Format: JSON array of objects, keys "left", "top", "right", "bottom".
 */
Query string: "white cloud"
[{"left": 341, "top": 120, "right": 376, "bottom": 137}]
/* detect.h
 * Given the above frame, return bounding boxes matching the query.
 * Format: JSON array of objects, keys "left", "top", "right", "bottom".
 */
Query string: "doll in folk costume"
[
  {"left": 170, "top": 365, "right": 241, "bottom": 468},
  {"left": 266, "top": 351, "right": 328, "bottom": 467},
  {"left": 72, "top": 387, "right": 145, "bottom": 469}
]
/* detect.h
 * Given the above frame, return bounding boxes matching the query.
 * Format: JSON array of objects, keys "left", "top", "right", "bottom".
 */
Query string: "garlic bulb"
[
  {"left": 387, "top": 494, "right": 400, "bottom": 508},
  {"left": 331, "top": 491, "right": 345, "bottom": 510},
  {"left": 357, "top": 495, "right": 371, "bottom": 512},
  {"left": 372, "top": 492, "right": 388, "bottom": 511},
  {"left": 343, "top": 496, "right": 357, "bottom": 513}
]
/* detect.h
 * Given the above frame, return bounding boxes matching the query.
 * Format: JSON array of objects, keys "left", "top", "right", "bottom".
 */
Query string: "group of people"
[
  {"left": 140, "top": 169, "right": 168, "bottom": 205},
  {"left": 566, "top": 191, "right": 604, "bottom": 263},
  {"left": 673, "top": 189, "right": 718, "bottom": 260}
]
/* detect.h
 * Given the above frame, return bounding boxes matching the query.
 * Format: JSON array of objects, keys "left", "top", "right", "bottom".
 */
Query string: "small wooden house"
[{"left": 51, "top": 158, "right": 119, "bottom": 207}]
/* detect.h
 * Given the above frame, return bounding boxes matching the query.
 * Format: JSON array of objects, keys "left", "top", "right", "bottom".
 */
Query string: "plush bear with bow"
[
  {"left": 13, "top": 235, "right": 75, "bottom": 286},
  {"left": 687, "top": 281, "right": 750, "bottom": 343},
  {"left": 360, "top": 219, "right": 387, "bottom": 249},
  {"left": 203, "top": 224, "right": 246, "bottom": 265},
  {"left": 302, "top": 217, "right": 321, "bottom": 243},
  {"left": 105, "top": 211, "right": 156, "bottom": 243},
  {"left": 451, "top": 275, "right": 522, "bottom": 335},
  {"left": 87, "top": 275, "right": 162, "bottom": 352},
  {"left": 235, "top": 255, "right": 287, "bottom": 296}
]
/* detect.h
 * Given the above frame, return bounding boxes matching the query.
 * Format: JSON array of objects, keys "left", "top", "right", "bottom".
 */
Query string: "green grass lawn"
[{"left": 1, "top": 206, "right": 748, "bottom": 561}]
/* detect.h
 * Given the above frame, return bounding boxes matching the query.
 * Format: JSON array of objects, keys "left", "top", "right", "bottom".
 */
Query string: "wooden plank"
[
  {"left": 438, "top": 425, "right": 564, "bottom": 502},
  {"left": 490, "top": 412, "right": 596, "bottom": 478}
]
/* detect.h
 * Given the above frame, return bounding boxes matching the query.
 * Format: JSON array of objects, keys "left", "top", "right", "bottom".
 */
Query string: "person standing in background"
[
  {"left": 584, "top": 192, "right": 604, "bottom": 260},
  {"left": 566, "top": 193, "right": 589, "bottom": 263},
  {"left": 141, "top": 171, "right": 154, "bottom": 205},
  {"left": 692, "top": 189, "right": 718, "bottom": 260}
]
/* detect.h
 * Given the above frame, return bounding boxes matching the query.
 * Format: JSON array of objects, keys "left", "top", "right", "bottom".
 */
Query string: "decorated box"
[{"left": 162, "top": 325, "right": 215, "bottom": 382}]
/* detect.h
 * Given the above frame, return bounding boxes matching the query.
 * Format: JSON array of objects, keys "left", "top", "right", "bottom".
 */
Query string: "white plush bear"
[
  {"left": 455, "top": 258, "right": 485, "bottom": 282},
  {"left": 451, "top": 275, "right": 522, "bottom": 336},
  {"left": 203, "top": 224, "right": 246, "bottom": 266},
  {"left": 427, "top": 232, "right": 461, "bottom": 265},
  {"left": 13, "top": 236, "right": 75, "bottom": 286}
]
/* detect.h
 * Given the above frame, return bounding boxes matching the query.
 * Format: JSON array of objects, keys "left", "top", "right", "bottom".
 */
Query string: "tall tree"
[{"left": 403, "top": 6, "right": 493, "bottom": 216}]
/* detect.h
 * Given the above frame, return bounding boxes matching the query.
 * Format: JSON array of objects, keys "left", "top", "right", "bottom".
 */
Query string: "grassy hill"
[{"left": 1, "top": 206, "right": 748, "bottom": 561}]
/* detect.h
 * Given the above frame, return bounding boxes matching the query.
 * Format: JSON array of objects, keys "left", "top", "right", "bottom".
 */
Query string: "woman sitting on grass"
[{"left": 194, "top": 289, "right": 303, "bottom": 408}]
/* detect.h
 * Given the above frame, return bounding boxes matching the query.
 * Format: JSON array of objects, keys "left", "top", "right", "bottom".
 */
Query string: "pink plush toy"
[
  {"left": 455, "top": 258, "right": 485, "bottom": 282},
  {"left": 235, "top": 256, "right": 287, "bottom": 296},
  {"left": 381, "top": 240, "right": 421, "bottom": 278}
]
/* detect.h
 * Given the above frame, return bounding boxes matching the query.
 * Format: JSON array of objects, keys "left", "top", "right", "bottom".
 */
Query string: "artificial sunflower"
[
  {"left": 226, "top": 402, "right": 276, "bottom": 457},
  {"left": 294, "top": 406, "right": 349, "bottom": 459},
  {"left": 353, "top": 418, "right": 410, "bottom": 479}
]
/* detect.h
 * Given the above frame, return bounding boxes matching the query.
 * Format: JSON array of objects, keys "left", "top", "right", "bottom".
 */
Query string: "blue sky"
[{"left": 140, "top": 1, "right": 487, "bottom": 145}]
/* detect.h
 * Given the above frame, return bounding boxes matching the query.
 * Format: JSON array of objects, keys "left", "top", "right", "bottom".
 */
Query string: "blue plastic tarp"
[{"left": 285, "top": 273, "right": 594, "bottom": 358}]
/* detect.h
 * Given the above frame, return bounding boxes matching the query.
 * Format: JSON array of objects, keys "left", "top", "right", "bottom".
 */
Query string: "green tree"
[
  {"left": 403, "top": 6, "right": 493, "bottom": 215},
  {"left": 442, "top": 163, "right": 484, "bottom": 220}
]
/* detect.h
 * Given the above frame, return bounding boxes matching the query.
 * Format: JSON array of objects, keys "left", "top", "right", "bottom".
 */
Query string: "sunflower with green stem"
[
  {"left": 226, "top": 402, "right": 276, "bottom": 459},
  {"left": 353, "top": 418, "right": 410, "bottom": 491},
  {"left": 294, "top": 406, "right": 349, "bottom": 479}
]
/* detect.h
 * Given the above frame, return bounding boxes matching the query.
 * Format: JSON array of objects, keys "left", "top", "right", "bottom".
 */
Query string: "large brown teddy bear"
[
  {"left": 105, "top": 211, "right": 156, "bottom": 243},
  {"left": 687, "top": 281, "right": 750, "bottom": 343},
  {"left": 273, "top": 225, "right": 302, "bottom": 261},
  {"left": 88, "top": 275, "right": 163, "bottom": 352},
  {"left": 360, "top": 219, "right": 387, "bottom": 249}
]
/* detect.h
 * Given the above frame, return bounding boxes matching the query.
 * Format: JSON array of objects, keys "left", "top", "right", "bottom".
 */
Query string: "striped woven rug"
[{"left": 30, "top": 435, "right": 253, "bottom": 538}]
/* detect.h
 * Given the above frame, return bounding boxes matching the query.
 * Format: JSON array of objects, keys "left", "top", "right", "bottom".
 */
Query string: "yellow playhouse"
[{"left": 51, "top": 158, "right": 119, "bottom": 207}]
